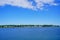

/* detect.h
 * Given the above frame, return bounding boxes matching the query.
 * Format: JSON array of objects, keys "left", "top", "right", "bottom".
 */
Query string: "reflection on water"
[{"left": 0, "top": 27, "right": 60, "bottom": 40}]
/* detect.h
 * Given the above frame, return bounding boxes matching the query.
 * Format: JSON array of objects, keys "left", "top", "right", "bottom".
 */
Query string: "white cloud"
[
  {"left": 0, "top": 0, "right": 58, "bottom": 10},
  {"left": 0, "top": 0, "right": 35, "bottom": 9},
  {"left": 34, "top": 0, "right": 58, "bottom": 9}
]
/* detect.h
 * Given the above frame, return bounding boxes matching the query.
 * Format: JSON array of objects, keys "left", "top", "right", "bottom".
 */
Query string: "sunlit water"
[{"left": 0, "top": 27, "right": 60, "bottom": 40}]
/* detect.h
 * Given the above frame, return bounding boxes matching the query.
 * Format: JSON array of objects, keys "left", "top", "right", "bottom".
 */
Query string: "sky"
[{"left": 0, "top": 0, "right": 60, "bottom": 25}]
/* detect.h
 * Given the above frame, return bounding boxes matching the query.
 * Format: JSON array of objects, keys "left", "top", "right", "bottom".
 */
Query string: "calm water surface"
[{"left": 0, "top": 27, "right": 60, "bottom": 40}]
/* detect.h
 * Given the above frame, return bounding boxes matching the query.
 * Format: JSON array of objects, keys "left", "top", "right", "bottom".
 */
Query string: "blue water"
[{"left": 0, "top": 27, "right": 60, "bottom": 40}]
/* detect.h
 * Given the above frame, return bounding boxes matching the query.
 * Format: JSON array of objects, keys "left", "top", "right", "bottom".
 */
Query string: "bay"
[{"left": 0, "top": 27, "right": 60, "bottom": 40}]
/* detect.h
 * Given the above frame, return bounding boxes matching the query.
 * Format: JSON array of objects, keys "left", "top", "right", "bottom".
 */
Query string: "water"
[{"left": 0, "top": 27, "right": 60, "bottom": 40}]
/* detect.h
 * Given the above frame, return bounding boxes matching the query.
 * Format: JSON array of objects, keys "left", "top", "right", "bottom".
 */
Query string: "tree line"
[{"left": 0, "top": 25, "right": 60, "bottom": 28}]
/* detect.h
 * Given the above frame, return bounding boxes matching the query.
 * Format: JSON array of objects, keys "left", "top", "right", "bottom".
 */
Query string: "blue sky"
[{"left": 0, "top": 0, "right": 60, "bottom": 25}]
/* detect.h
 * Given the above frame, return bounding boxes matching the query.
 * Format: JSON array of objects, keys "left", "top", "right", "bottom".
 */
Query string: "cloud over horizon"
[{"left": 0, "top": 0, "right": 58, "bottom": 10}]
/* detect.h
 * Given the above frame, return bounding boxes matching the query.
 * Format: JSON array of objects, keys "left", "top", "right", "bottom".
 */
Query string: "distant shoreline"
[{"left": 0, "top": 25, "right": 60, "bottom": 28}]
